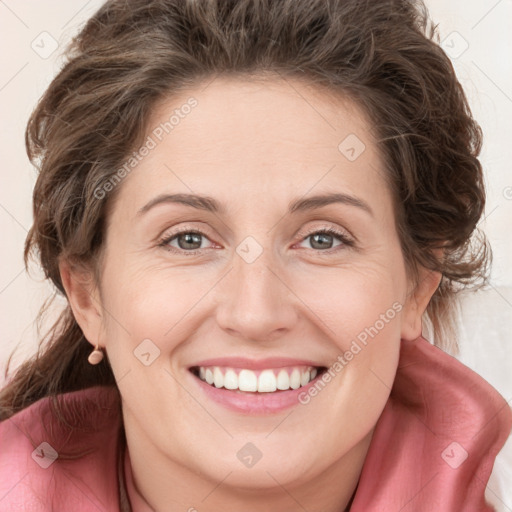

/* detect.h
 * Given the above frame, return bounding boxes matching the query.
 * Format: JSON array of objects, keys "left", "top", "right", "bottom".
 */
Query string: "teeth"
[
  {"left": 195, "top": 365, "right": 320, "bottom": 392},
  {"left": 238, "top": 369, "right": 257, "bottom": 392},
  {"left": 223, "top": 369, "right": 238, "bottom": 390},
  {"left": 258, "top": 370, "right": 277, "bottom": 392},
  {"left": 290, "top": 369, "right": 301, "bottom": 389},
  {"left": 213, "top": 367, "right": 224, "bottom": 388},
  {"left": 276, "top": 369, "right": 290, "bottom": 390}
]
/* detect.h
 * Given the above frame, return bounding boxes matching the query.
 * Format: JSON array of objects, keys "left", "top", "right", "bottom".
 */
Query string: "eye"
[
  {"left": 158, "top": 225, "right": 354, "bottom": 256},
  {"left": 295, "top": 227, "right": 354, "bottom": 253},
  {"left": 158, "top": 229, "right": 216, "bottom": 256}
]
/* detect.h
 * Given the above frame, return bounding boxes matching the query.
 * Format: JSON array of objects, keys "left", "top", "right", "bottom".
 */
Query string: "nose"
[{"left": 215, "top": 246, "right": 298, "bottom": 343}]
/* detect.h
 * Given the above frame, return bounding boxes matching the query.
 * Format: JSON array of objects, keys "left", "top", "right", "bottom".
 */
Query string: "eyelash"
[{"left": 158, "top": 225, "right": 354, "bottom": 256}]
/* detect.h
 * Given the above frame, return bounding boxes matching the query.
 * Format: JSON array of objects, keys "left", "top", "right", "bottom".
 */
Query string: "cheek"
[
  {"left": 100, "top": 258, "right": 202, "bottom": 341},
  {"left": 290, "top": 258, "right": 405, "bottom": 406},
  {"left": 291, "top": 258, "right": 406, "bottom": 343}
]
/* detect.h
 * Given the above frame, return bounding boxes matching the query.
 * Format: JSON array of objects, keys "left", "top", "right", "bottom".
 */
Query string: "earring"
[{"left": 88, "top": 344, "right": 104, "bottom": 365}]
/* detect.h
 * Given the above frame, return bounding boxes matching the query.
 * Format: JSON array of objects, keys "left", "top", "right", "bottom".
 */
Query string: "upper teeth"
[{"left": 196, "top": 366, "right": 318, "bottom": 392}]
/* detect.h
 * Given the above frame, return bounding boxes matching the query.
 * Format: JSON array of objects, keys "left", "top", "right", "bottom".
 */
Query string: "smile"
[
  {"left": 191, "top": 365, "right": 324, "bottom": 392},
  {"left": 187, "top": 357, "right": 329, "bottom": 414}
]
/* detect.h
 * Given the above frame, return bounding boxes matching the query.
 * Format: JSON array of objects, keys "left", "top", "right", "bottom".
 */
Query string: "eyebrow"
[{"left": 136, "top": 192, "right": 374, "bottom": 218}]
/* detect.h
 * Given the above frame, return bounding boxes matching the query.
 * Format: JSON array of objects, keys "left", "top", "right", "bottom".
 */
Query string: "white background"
[{"left": 0, "top": 0, "right": 511, "bottom": 509}]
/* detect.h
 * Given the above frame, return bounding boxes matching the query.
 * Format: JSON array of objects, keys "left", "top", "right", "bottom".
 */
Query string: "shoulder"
[{"left": 0, "top": 385, "right": 123, "bottom": 511}]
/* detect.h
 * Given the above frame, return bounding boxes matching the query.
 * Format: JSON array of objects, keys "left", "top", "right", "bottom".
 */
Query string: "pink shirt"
[{"left": 1, "top": 335, "right": 511, "bottom": 511}]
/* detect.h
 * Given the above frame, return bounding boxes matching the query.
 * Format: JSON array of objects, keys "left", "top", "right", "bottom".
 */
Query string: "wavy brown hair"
[{"left": 1, "top": 0, "right": 489, "bottom": 423}]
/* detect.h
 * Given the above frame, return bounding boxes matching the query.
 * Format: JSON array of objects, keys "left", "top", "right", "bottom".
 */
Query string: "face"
[{"left": 62, "top": 76, "right": 439, "bottom": 494}]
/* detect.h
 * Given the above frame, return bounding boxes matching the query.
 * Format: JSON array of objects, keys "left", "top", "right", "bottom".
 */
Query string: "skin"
[{"left": 60, "top": 76, "right": 441, "bottom": 512}]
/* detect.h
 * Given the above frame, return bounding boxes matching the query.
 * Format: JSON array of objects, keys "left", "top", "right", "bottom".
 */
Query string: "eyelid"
[
  {"left": 295, "top": 223, "right": 354, "bottom": 242},
  {"left": 159, "top": 223, "right": 215, "bottom": 241}
]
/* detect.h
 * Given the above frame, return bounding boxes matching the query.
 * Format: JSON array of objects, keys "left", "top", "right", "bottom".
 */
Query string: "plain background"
[{"left": 1, "top": 0, "right": 511, "bottom": 509}]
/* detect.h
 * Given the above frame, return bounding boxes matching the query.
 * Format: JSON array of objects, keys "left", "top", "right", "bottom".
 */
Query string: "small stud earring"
[{"left": 88, "top": 344, "right": 104, "bottom": 365}]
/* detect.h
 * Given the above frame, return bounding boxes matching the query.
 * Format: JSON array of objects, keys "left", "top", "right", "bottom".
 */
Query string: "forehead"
[
  {"left": 148, "top": 75, "right": 376, "bottom": 155},
  {"left": 110, "top": 76, "right": 388, "bottom": 218}
]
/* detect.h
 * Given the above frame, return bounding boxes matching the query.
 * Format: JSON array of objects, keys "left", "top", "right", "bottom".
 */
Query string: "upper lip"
[{"left": 189, "top": 357, "right": 324, "bottom": 370}]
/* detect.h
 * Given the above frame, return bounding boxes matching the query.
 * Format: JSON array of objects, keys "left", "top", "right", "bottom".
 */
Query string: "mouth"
[{"left": 189, "top": 365, "right": 328, "bottom": 393}]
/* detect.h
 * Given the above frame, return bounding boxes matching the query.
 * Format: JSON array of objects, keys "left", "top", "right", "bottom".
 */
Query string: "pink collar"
[{"left": 349, "top": 335, "right": 511, "bottom": 511}]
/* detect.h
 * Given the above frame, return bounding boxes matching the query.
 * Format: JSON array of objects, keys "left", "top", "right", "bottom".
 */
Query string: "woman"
[{"left": 1, "top": 0, "right": 510, "bottom": 510}]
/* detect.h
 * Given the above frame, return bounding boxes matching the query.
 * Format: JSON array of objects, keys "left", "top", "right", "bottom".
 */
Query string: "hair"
[{"left": 1, "top": 0, "right": 490, "bottom": 425}]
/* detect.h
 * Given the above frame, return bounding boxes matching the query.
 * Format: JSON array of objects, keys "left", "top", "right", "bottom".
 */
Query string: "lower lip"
[{"left": 189, "top": 370, "right": 323, "bottom": 414}]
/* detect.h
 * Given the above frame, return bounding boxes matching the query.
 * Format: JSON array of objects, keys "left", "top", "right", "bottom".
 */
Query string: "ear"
[
  {"left": 58, "top": 258, "right": 104, "bottom": 349},
  {"left": 400, "top": 255, "right": 443, "bottom": 341}
]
